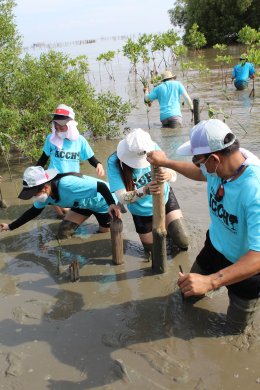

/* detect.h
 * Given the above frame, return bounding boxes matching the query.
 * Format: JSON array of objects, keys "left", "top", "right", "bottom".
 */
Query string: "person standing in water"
[
  {"left": 147, "top": 119, "right": 260, "bottom": 333},
  {"left": 36, "top": 104, "right": 105, "bottom": 219},
  {"left": 143, "top": 70, "right": 193, "bottom": 129},
  {"left": 231, "top": 53, "right": 255, "bottom": 90}
]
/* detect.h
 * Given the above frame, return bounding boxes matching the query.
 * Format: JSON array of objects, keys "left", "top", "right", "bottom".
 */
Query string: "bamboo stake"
[
  {"left": 151, "top": 166, "right": 167, "bottom": 274},
  {"left": 110, "top": 213, "right": 124, "bottom": 265},
  {"left": 193, "top": 98, "right": 200, "bottom": 125}
]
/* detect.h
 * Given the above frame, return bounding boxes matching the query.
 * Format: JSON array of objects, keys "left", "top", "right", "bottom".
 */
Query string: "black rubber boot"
[
  {"left": 142, "top": 242, "right": 153, "bottom": 262},
  {"left": 167, "top": 218, "right": 189, "bottom": 250},
  {"left": 57, "top": 221, "right": 79, "bottom": 239}
]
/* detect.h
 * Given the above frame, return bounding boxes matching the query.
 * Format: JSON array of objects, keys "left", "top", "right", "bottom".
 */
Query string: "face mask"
[
  {"left": 56, "top": 131, "right": 68, "bottom": 139},
  {"left": 32, "top": 193, "right": 48, "bottom": 203},
  {"left": 200, "top": 162, "right": 219, "bottom": 177}
]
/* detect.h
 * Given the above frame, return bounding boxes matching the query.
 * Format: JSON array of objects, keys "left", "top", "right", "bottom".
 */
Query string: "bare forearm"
[
  {"left": 210, "top": 250, "right": 260, "bottom": 290},
  {"left": 156, "top": 158, "right": 204, "bottom": 181}
]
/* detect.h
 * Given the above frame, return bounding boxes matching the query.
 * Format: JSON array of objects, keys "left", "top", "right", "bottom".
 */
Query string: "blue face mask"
[{"left": 200, "top": 161, "right": 219, "bottom": 177}]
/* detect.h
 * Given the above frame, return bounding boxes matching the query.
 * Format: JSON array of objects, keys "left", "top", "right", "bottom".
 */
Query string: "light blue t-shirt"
[
  {"left": 146, "top": 80, "right": 186, "bottom": 121},
  {"left": 34, "top": 175, "right": 116, "bottom": 214},
  {"left": 43, "top": 134, "right": 94, "bottom": 173},
  {"left": 205, "top": 165, "right": 260, "bottom": 263},
  {"left": 232, "top": 62, "right": 255, "bottom": 82},
  {"left": 106, "top": 150, "right": 170, "bottom": 216}
]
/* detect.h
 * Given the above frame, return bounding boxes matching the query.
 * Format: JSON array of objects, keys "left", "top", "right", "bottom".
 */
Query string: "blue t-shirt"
[
  {"left": 34, "top": 175, "right": 116, "bottom": 214},
  {"left": 205, "top": 165, "right": 260, "bottom": 263},
  {"left": 232, "top": 62, "right": 255, "bottom": 82},
  {"left": 106, "top": 150, "right": 170, "bottom": 216},
  {"left": 147, "top": 80, "right": 186, "bottom": 120},
  {"left": 43, "top": 134, "right": 94, "bottom": 173}
]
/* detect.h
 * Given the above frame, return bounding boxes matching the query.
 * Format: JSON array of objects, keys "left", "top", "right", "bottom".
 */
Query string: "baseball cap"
[
  {"left": 177, "top": 119, "right": 236, "bottom": 156},
  {"left": 18, "top": 166, "right": 58, "bottom": 200},
  {"left": 117, "top": 128, "right": 155, "bottom": 168}
]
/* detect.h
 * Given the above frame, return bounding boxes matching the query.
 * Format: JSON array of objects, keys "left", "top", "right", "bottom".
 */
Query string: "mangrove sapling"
[{"left": 96, "top": 51, "right": 116, "bottom": 81}]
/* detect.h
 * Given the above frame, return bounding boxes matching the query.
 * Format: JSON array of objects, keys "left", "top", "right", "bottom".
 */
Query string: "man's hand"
[
  {"left": 146, "top": 150, "right": 168, "bottom": 167},
  {"left": 96, "top": 163, "right": 105, "bottom": 177},
  {"left": 0, "top": 223, "right": 9, "bottom": 232},
  {"left": 143, "top": 87, "right": 149, "bottom": 94},
  {"left": 178, "top": 272, "right": 214, "bottom": 297},
  {"left": 108, "top": 204, "right": 121, "bottom": 219}
]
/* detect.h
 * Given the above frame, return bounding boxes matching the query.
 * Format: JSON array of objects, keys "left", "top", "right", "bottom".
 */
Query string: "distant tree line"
[{"left": 168, "top": 0, "right": 260, "bottom": 46}]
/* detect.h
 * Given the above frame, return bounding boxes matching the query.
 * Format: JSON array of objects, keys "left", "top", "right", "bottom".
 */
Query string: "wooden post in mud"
[
  {"left": 110, "top": 215, "right": 124, "bottom": 265},
  {"left": 193, "top": 98, "right": 200, "bottom": 125},
  {"left": 151, "top": 165, "right": 167, "bottom": 274}
]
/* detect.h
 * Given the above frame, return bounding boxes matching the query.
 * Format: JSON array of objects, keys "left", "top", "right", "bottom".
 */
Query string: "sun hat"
[
  {"left": 50, "top": 104, "right": 75, "bottom": 125},
  {"left": 117, "top": 128, "right": 155, "bottom": 168},
  {"left": 18, "top": 166, "right": 58, "bottom": 200},
  {"left": 240, "top": 53, "right": 248, "bottom": 61},
  {"left": 177, "top": 119, "right": 236, "bottom": 156},
  {"left": 161, "top": 70, "right": 176, "bottom": 81}
]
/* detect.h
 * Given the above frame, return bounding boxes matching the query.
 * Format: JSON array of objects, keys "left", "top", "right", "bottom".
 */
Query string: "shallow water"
[{"left": 0, "top": 38, "right": 260, "bottom": 389}]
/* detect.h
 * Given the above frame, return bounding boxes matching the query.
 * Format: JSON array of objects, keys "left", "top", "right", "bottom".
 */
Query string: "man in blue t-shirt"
[
  {"left": 232, "top": 53, "right": 255, "bottom": 90},
  {"left": 144, "top": 70, "right": 193, "bottom": 129},
  {"left": 147, "top": 119, "right": 260, "bottom": 334}
]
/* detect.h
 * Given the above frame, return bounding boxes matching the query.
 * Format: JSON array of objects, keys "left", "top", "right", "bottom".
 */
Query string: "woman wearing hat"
[
  {"left": 0, "top": 166, "right": 120, "bottom": 239},
  {"left": 106, "top": 128, "right": 189, "bottom": 260},
  {"left": 36, "top": 104, "right": 105, "bottom": 219},
  {"left": 143, "top": 70, "right": 193, "bottom": 129},
  {"left": 231, "top": 54, "right": 255, "bottom": 90}
]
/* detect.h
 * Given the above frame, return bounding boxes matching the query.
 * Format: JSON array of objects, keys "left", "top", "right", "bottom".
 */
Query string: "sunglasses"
[{"left": 192, "top": 154, "right": 212, "bottom": 168}]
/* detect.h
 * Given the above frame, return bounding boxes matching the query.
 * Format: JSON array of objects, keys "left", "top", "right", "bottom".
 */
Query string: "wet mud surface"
[{"left": 0, "top": 42, "right": 260, "bottom": 389}]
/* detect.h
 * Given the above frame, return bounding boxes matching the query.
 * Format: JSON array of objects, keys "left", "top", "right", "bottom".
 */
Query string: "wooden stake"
[
  {"left": 193, "top": 98, "right": 200, "bottom": 125},
  {"left": 151, "top": 166, "right": 167, "bottom": 274},
  {"left": 110, "top": 214, "right": 124, "bottom": 265}
]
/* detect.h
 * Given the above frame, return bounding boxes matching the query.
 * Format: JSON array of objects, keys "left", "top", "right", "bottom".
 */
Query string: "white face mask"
[
  {"left": 32, "top": 193, "right": 48, "bottom": 203},
  {"left": 56, "top": 131, "right": 68, "bottom": 139}
]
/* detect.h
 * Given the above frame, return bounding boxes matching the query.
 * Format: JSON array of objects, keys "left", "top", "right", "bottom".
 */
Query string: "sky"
[{"left": 14, "top": 0, "right": 176, "bottom": 46}]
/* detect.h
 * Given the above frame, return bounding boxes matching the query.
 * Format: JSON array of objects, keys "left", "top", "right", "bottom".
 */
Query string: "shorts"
[
  {"left": 195, "top": 231, "right": 260, "bottom": 300},
  {"left": 70, "top": 207, "right": 111, "bottom": 228},
  {"left": 161, "top": 116, "right": 182, "bottom": 129},
  {"left": 132, "top": 188, "right": 180, "bottom": 234},
  {"left": 234, "top": 80, "right": 248, "bottom": 90}
]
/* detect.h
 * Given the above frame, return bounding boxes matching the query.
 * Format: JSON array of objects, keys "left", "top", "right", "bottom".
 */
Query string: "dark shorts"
[
  {"left": 132, "top": 188, "right": 180, "bottom": 234},
  {"left": 195, "top": 231, "right": 260, "bottom": 300},
  {"left": 71, "top": 207, "right": 111, "bottom": 228},
  {"left": 234, "top": 80, "right": 248, "bottom": 90},
  {"left": 161, "top": 116, "right": 182, "bottom": 128}
]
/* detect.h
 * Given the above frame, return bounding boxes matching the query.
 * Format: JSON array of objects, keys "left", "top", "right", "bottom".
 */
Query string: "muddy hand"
[
  {"left": 155, "top": 167, "right": 171, "bottom": 183},
  {"left": 0, "top": 223, "right": 9, "bottom": 232},
  {"left": 109, "top": 204, "right": 121, "bottom": 219},
  {"left": 146, "top": 150, "right": 168, "bottom": 166},
  {"left": 147, "top": 180, "right": 161, "bottom": 195},
  {"left": 96, "top": 163, "right": 105, "bottom": 177},
  {"left": 178, "top": 272, "right": 213, "bottom": 297}
]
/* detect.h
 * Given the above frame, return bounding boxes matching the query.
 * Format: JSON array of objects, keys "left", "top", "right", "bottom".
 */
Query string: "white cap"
[
  {"left": 18, "top": 166, "right": 58, "bottom": 200},
  {"left": 177, "top": 119, "right": 236, "bottom": 156},
  {"left": 117, "top": 128, "right": 155, "bottom": 168}
]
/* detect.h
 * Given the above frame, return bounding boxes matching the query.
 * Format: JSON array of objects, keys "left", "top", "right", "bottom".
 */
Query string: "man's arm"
[
  {"left": 146, "top": 150, "right": 206, "bottom": 181},
  {"left": 178, "top": 250, "right": 260, "bottom": 297}
]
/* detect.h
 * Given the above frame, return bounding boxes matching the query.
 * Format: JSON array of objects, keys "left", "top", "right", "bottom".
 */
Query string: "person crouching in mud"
[{"left": 0, "top": 166, "right": 120, "bottom": 239}]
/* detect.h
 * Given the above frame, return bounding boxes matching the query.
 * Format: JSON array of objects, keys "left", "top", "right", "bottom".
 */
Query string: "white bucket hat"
[
  {"left": 177, "top": 119, "right": 236, "bottom": 156},
  {"left": 117, "top": 128, "right": 155, "bottom": 168},
  {"left": 18, "top": 166, "right": 58, "bottom": 200}
]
